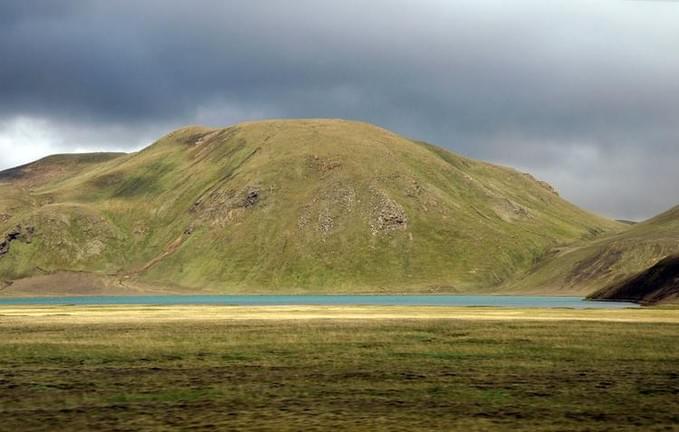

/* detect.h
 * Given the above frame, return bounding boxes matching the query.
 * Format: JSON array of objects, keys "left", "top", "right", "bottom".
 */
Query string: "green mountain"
[
  {"left": 511, "top": 205, "right": 679, "bottom": 295},
  {"left": 0, "top": 119, "right": 623, "bottom": 294}
]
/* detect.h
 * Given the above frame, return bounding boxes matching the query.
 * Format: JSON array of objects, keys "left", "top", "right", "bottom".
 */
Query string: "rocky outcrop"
[
  {"left": 297, "top": 183, "right": 356, "bottom": 238},
  {"left": 0, "top": 224, "right": 35, "bottom": 258},
  {"left": 369, "top": 188, "right": 408, "bottom": 235},
  {"left": 242, "top": 188, "right": 260, "bottom": 208},
  {"left": 191, "top": 185, "right": 263, "bottom": 226}
]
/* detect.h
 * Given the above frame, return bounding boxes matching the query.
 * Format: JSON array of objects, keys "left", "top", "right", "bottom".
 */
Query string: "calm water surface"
[{"left": 0, "top": 295, "right": 638, "bottom": 308}]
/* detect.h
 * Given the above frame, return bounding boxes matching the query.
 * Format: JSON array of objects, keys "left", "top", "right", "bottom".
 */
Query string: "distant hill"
[
  {"left": 0, "top": 119, "right": 622, "bottom": 294},
  {"left": 589, "top": 255, "right": 679, "bottom": 305},
  {"left": 0, "top": 153, "right": 125, "bottom": 188},
  {"left": 510, "top": 205, "right": 679, "bottom": 295}
]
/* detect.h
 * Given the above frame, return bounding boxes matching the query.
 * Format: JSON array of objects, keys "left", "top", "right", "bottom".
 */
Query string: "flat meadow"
[{"left": 1, "top": 306, "right": 678, "bottom": 431}]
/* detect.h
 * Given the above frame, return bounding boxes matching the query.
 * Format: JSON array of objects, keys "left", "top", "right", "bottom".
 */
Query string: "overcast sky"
[{"left": 1, "top": 0, "right": 678, "bottom": 220}]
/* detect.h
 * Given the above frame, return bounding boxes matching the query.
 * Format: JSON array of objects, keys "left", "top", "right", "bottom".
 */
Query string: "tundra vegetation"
[{"left": 0, "top": 307, "right": 678, "bottom": 431}]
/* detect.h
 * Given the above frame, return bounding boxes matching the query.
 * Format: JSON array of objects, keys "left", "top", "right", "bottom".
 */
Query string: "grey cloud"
[{"left": 1, "top": 0, "right": 678, "bottom": 220}]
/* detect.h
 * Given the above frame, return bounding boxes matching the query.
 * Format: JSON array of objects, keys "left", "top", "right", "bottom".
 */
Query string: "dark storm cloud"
[{"left": 1, "top": 0, "right": 679, "bottom": 220}]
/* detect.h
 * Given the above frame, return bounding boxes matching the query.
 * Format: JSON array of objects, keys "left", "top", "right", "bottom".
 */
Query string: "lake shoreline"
[{"left": 0, "top": 294, "right": 640, "bottom": 309}]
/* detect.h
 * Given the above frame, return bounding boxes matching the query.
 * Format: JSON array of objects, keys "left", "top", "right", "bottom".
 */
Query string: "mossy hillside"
[{"left": 0, "top": 119, "right": 622, "bottom": 292}]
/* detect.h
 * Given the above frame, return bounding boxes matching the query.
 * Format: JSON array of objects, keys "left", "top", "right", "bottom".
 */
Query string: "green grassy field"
[{"left": 1, "top": 307, "right": 678, "bottom": 431}]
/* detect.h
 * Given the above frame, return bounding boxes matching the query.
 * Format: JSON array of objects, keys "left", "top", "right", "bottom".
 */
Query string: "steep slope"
[
  {"left": 589, "top": 255, "right": 679, "bottom": 305},
  {"left": 0, "top": 119, "right": 622, "bottom": 293},
  {"left": 511, "top": 205, "right": 679, "bottom": 294}
]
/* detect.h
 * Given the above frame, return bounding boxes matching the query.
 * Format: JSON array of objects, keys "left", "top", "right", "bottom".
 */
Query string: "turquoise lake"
[{"left": 0, "top": 295, "right": 638, "bottom": 308}]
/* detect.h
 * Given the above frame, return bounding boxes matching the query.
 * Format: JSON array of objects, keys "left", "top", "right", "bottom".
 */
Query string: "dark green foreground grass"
[{"left": 1, "top": 319, "right": 678, "bottom": 431}]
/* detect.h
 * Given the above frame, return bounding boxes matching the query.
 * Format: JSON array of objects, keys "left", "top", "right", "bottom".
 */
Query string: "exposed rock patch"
[
  {"left": 180, "top": 132, "right": 211, "bottom": 146},
  {"left": 193, "top": 130, "right": 221, "bottom": 146},
  {"left": 492, "top": 198, "right": 532, "bottom": 222},
  {"left": 405, "top": 180, "right": 424, "bottom": 198},
  {"left": 243, "top": 188, "right": 260, "bottom": 208},
  {"left": 537, "top": 180, "right": 559, "bottom": 196},
  {"left": 318, "top": 207, "right": 334, "bottom": 236},
  {"left": 297, "top": 184, "right": 356, "bottom": 238},
  {"left": 522, "top": 173, "right": 559, "bottom": 197},
  {"left": 181, "top": 127, "right": 239, "bottom": 148},
  {"left": 0, "top": 224, "right": 35, "bottom": 258},
  {"left": 191, "top": 184, "right": 264, "bottom": 226},
  {"left": 369, "top": 187, "right": 408, "bottom": 235},
  {"left": 297, "top": 207, "right": 311, "bottom": 230}
]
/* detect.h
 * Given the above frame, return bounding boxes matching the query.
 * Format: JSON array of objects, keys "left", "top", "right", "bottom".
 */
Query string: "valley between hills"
[{"left": 0, "top": 119, "right": 677, "bottom": 303}]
